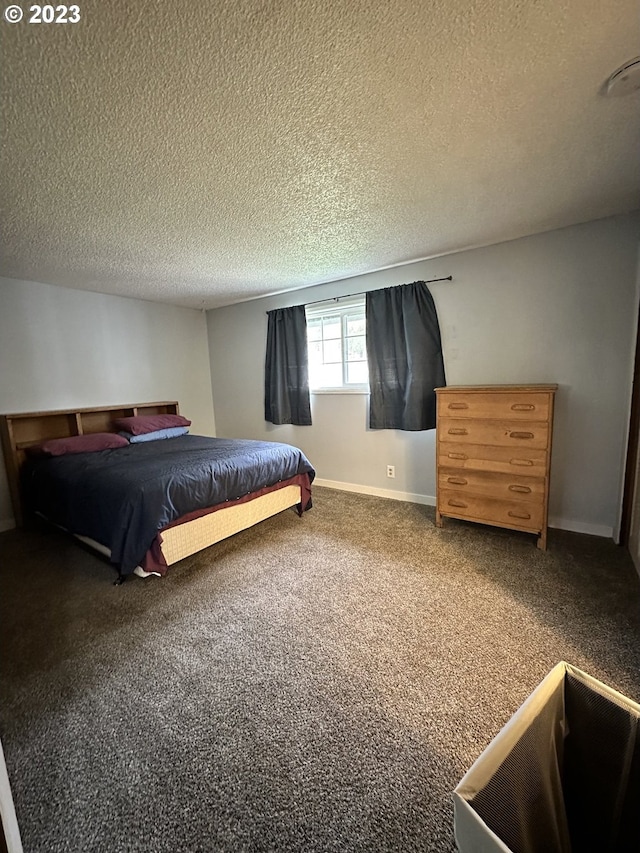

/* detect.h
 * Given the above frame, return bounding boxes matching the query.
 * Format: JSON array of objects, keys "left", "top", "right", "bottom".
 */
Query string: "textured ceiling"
[{"left": 1, "top": 0, "right": 639, "bottom": 310}]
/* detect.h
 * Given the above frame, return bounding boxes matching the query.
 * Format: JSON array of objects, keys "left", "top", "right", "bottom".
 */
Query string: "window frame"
[{"left": 305, "top": 297, "right": 369, "bottom": 394}]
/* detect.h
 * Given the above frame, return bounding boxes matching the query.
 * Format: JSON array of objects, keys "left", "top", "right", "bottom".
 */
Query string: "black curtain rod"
[{"left": 298, "top": 276, "right": 453, "bottom": 310}]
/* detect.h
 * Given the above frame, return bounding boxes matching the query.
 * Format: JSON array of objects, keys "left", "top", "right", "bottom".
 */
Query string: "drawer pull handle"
[
  {"left": 447, "top": 403, "right": 468, "bottom": 410},
  {"left": 509, "top": 431, "right": 534, "bottom": 440},
  {"left": 511, "top": 404, "right": 535, "bottom": 411},
  {"left": 447, "top": 477, "right": 467, "bottom": 485},
  {"left": 509, "top": 484, "right": 532, "bottom": 494},
  {"left": 448, "top": 428, "right": 468, "bottom": 435},
  {"left": 448, "top": 453, "right": 467, "bottom": 460},
  {"left": 511, "top": 458, "right": 534, "bottom": 467},
  {"left": 508, "top": 510, "right": 531, "bottom": 520},
  {"left": 448, "top": 499, "right": 468, "bottom": 509}
]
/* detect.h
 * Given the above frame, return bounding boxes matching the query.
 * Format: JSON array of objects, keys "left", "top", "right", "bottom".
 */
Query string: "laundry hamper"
[{"left": 453, "top": 661, "right": 640, "bottom": 853}]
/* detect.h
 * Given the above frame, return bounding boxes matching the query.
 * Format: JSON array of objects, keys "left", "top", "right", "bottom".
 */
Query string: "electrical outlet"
[{"left": 386, "top": 465, "right": 395, "bottom": 478}]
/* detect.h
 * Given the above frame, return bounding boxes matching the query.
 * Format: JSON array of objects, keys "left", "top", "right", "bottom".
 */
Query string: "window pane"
[
  {"left": 346, "top": 335, "right": 366, "bottom": 361},
  {"left": 322, "top": 316, "right": 341, "bottom": 340},
  {"left": 347, "top": 361, "right": 369, "bottom": 384},
  {"left": 319, "top": 362, "right": 342, "bottom": 387},
  {"left": 346, "top": 315, "right": 365, "bottom": 336},
  {"left": 308, "top": 340, "right": 322, "bottom": 364},
  {"left": 309, "top": 365, "right": 322, "bottom": 389},
  {"left": 323, "top": 339, "right": 342, "bottom": 363},
  {"left": 307, "top": 318, "right": 322, "bottom": 342}
]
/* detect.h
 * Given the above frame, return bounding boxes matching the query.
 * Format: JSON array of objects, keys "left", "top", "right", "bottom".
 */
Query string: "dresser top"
[{"left": 435, "top": 384, "right": 558, "bottom": 393}]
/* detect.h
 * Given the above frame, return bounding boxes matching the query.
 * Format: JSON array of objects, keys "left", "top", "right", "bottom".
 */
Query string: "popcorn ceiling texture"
[{"left": 0, "top": 0, "right": 638, "bottom": 309}]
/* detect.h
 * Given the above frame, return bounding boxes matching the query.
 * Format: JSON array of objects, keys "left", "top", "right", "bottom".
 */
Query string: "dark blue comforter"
[{"left": 22, "top": 435, "right": 315, "bottom": 574}]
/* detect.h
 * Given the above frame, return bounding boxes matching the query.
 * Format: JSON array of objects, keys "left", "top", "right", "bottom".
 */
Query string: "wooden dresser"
[{"left": 435, "top": 384, "right": 557, "bottom": 549}]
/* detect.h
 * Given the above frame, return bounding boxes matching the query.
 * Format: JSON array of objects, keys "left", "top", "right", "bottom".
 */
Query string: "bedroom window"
[{"left": 305, "top": 297, "right": 369, "bottom": 392}]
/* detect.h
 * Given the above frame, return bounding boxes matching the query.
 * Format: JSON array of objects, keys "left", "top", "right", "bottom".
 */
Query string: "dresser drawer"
[
  {"left": 438, "top": 469, "right": 545, "bottom": 503},
  {"left": 437, "top": 442, "right": 548, "bottom": 475},
  {"left": 439, "top": 418, "right": 550, "bottom": 450},
  {"left": 438, "top": 489, "right": 544, "bottom": 531},
  {"left": 438, "top": 391, "right": 551, "bottom": 421}
]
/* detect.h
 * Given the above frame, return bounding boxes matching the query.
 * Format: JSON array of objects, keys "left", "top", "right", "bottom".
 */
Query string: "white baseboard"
[
  {"left": 313, "top": 479, "right": 612, "bottom": 539},
  {"left": 313, "top": 478, "right": 436, "bottom": 506},
  {"left": 0, "top": 518, "right": 16, "bottom": 533}
]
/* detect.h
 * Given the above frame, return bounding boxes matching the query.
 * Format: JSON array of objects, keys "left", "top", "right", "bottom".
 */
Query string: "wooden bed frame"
[{"left": 0, "top": 402, "right": 304, "bottom": 577}]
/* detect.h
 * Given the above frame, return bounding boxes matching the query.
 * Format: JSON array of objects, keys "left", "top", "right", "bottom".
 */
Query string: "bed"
[{"left": 0, "top": 402, "right": 315, "bottom": 582}]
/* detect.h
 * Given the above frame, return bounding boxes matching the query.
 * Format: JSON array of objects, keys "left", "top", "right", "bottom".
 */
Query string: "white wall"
[
  {"left": 0, "top": 277, "right": 216, "bottom": 530},
  {"left": 207, "top": 214, "right": 640, "bottom": 538}
]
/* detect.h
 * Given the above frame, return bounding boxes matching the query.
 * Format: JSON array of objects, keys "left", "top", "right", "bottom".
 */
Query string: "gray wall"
[
  {"left": 0, "top": 277, "right": 216, "bottom": 530},
  {"left": 207, "top": 214, "right": 640, "bottom": 538}
]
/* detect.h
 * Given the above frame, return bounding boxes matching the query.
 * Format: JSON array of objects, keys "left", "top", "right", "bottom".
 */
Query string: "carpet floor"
[{"left": 1, "top": 486, "right": 639, "bottom": 852}]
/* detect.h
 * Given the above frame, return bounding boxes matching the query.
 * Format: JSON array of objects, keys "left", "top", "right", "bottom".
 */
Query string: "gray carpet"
[{"left": 1, "top": 486, "right": 639, "bottom": 853}]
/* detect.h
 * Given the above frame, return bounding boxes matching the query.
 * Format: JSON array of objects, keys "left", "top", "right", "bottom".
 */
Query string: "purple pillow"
[
  {"left": 114, "top": 414, "right": 191, "bottom": 436},
  {"left": 30, "top": 432, "right": 129, "bottom": 457}
]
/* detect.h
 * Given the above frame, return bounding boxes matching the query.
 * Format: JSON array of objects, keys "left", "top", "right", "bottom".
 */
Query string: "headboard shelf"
[{"left": 0, "top": 401, "right": 179, "bottom": 526}]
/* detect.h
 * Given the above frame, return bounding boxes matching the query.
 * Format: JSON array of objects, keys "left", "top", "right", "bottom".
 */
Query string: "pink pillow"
[
  {"left": 31, "top": 432, "right": 130, "bottom": 456},
  {"left": 113, "top": 414, "right": 191, "bottom": 436}
]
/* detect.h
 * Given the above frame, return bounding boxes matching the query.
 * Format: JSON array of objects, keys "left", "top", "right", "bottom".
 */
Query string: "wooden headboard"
[{"left": 0, "top": 401, "right": 179, "bottom": 526}]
